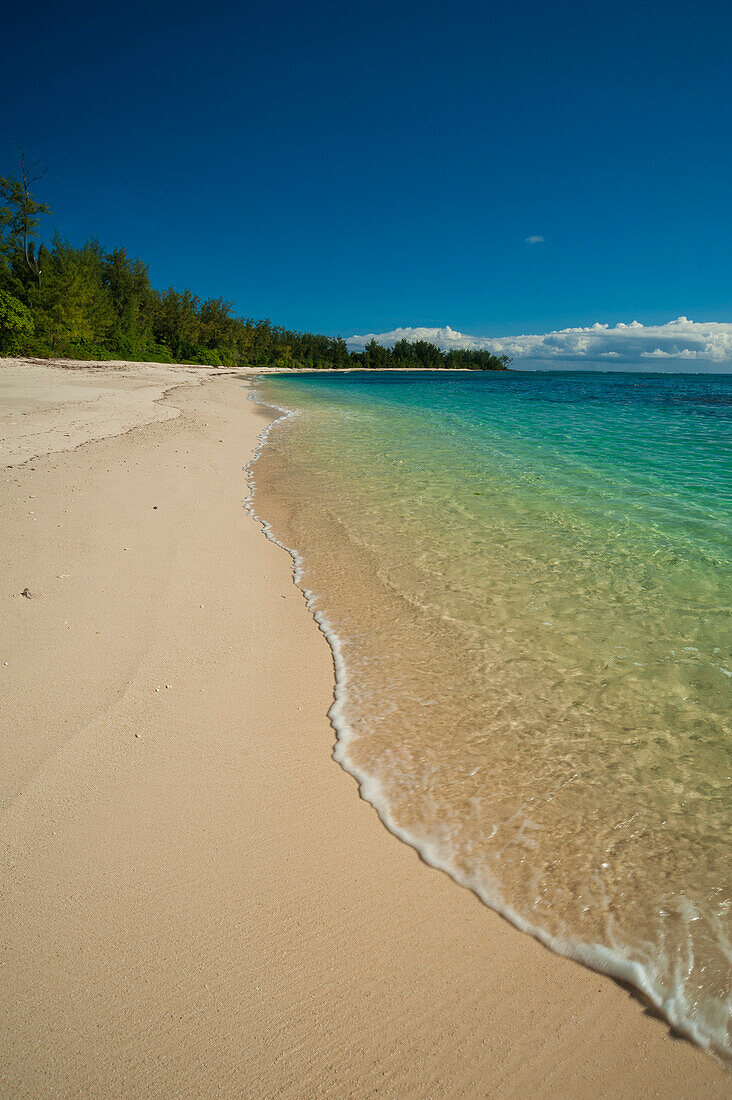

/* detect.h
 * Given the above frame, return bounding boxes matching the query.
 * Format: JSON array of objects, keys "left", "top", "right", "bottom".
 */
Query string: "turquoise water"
[{"left": 250, "top": 370, "right": 732, "bottom": 1060}]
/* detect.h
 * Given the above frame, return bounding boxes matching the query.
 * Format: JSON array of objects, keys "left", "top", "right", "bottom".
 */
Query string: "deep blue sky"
[{"left": 2, "top": 0, "right": 731, "bottom": 340}]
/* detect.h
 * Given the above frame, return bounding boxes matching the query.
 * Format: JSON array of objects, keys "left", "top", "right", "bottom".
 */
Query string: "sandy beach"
[{"left": 0, "top": 359, "right": 728, "bottom": 1098}]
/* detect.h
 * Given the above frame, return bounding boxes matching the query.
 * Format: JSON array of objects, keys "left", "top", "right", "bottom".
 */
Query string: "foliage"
[
  {"left": 0, "top": 153, "right": 51, "bottom": 285},
  {"left": 353, "top": 336, "right": 510, "bottom": 371},
  {"left": 0, "top": 288, "right": 34, "bottom": 354},
  {"left": 0, "top": 157, "right": 510, "bottom": 372}
]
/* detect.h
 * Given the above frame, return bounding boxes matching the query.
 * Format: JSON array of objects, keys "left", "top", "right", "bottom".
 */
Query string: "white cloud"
[
  {"left": 526, "top": 235, "right": 544, "bottom": 244},
  {"left": 346, "top": 317, "right": 732, "bottom": 365}
]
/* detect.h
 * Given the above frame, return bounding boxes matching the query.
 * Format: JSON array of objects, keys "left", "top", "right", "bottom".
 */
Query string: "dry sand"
[
  {"left": 0, "top": 358, "right": 230, "bottom": 468},
  {"left": 0, "top": 359, "right": 728, "bottom": 1098}
]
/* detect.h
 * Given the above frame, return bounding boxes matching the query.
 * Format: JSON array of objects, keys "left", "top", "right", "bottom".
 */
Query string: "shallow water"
[{"left": 249, "top": 370, "right": 732, "bottom": 1060}]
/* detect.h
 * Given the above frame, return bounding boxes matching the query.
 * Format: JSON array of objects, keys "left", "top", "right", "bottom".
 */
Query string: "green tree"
[
  {"left": 0, "top": 153, "right": 51, "bottom": 287},
  {"left": 363, "top": 338, "right": 390, "bottom": 369},
  {"left": 101, "top": 248, "right": 155, "bottom": 356},
  {"left": 198, "top": 297, "right": 238, "bottom": 364},
  {"left": 0, "top": 288, "right": 34, "bottom": 354},
  {"left": 152, "top": 288, "right": 202, "bottom": 360},
  {"left": 32, "top": 237, "right": 114, "bottom": 356}
]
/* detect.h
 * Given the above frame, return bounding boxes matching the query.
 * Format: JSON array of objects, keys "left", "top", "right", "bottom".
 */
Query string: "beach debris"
[
  {"left": 153, "top": 505, "right": 158, "bottom": 510},
  {"left": 20, "top": 588, "right": 32, "bottom": 598}
]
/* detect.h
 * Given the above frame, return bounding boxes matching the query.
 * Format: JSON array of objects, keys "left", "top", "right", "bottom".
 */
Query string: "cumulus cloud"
[
  {"left": 526, "top": 235, "right": 544, "bottom": 244},
  {"left": 346, "top": 318, "right": 732, "bottom": 365}
]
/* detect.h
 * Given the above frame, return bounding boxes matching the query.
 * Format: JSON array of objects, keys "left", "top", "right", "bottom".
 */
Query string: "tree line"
[{"left": 0, "top": 155, "right": 509, "bottom": 372}]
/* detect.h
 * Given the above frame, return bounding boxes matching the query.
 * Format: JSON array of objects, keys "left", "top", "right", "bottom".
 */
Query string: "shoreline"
[
  {"left": 246, "top": 378, "right": 731, "bottom": 1065},
  {"left": 0, "top": 360, "right": 728, "bottom": 1096}
]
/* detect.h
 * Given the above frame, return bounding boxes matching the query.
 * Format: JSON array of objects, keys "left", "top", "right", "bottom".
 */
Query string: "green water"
[{"left": 249, "top": 370, "right": 732, "bottom": 1060}]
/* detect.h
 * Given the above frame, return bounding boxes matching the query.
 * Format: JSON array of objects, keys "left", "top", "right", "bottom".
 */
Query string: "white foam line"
[{"left": 243, "top": 381, "right": 730, "bottom": 1067}]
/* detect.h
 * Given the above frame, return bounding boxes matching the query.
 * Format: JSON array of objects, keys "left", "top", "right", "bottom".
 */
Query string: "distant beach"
[{"left": 0, "top": 359, "right": 728, "bottom": 1097}]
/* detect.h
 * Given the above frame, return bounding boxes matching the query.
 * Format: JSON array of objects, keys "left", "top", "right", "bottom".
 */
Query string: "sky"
[{"left": 2, "top": 0, "right": 731, "bottom": 368}]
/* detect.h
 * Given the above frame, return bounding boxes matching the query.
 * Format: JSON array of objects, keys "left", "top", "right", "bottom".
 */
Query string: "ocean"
[{"left": 248, "top": 369, "right": 731, "bottom": 1061}]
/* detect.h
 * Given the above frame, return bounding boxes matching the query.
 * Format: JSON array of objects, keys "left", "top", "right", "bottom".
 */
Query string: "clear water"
[{"left": 249, "top": 370, "right": 732, "bottom": 1060}]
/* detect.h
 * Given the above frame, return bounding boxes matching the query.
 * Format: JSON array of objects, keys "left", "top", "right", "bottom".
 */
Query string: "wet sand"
[{"left": 0, "top": 360, "right": 727, "bottom": 1097}]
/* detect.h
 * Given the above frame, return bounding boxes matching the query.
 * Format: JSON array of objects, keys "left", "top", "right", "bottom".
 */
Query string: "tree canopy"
[{"left": 0, "top": 156, "right": 510, "bottom": 372}]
